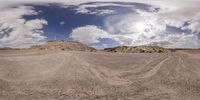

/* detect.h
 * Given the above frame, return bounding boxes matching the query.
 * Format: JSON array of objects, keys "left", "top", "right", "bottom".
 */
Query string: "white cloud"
[
  {"left": 183, "top": 21, "right": 200, "bottom": 34},
  {"left": 0, "top": 0, "right": 200, "bottom": 48},
  {"left": 158, "top": 33, "right": 200, "bottom": 48},
  {"left": 92, "top": 9, "right": 115, "bottom": 15},
  {"left": 0, "top": 6, "right": 47, "bottom": 48},
  {"left": 70, "top": 21, "right": 200, "bottom": 48},
  {"left": 69, "top": 25, "right": 141, "bottom": 46},
  {"left": 75, "top": 3, "right": 116, "bottom": 15},
  {"left": 74, "top": 2, "right": 146, "bottom": 15},
  {"left": 60, "top": 21, "right": 65, "bottom": 26},
  {"left": 101, "top": 1, "right": 200, "bottom": 48},
  {"left": 70, "top": 25, "right": 110, "bottom": 44},
  {"left": 1, "top": 0, "right": 200, "bottom": 8}
]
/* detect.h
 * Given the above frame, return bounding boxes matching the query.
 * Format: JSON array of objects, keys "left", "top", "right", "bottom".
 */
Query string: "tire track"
[
  {"left": 73, "top": 55, "right": 131, "bottom": 85},
  {"left": 6, "top": 52, "right": 72, "bottom": 81},
  {"left": 139, "top": 55, "right": 171, "bottom": 79}
]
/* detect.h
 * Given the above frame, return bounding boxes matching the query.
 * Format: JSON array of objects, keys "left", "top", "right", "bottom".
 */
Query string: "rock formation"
[
  {"left": 31, "top": 40, "right": 96, "bottom": 52},
  {"left": 103, "top": 45, "right": 170, "bottom": 53}
]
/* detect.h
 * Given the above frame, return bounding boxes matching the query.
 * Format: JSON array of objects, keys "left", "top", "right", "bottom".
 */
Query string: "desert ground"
[{"left": 0, "top": 50, "right": 200, "bottom": 100}]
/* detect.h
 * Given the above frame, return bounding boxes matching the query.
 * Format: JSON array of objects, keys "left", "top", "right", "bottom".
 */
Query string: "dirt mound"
[
  {"left": 31, "top": 40, "right": 96, "bottom": 52},
  {"left": 103, "top": 45, "right": 171, "bottom": 53}
]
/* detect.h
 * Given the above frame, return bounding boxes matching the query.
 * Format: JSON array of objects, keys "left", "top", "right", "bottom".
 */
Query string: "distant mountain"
[
  {"left": 31, "top": 40, "right": 96, "bottom": 52},
  {"left": 103, "top": 45, "right": 171, "bottom": 53}
]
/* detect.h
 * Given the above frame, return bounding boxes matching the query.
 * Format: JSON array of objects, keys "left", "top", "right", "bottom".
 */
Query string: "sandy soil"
[{"left": 0, "top": 50, "right": 200, "bottom": 100}]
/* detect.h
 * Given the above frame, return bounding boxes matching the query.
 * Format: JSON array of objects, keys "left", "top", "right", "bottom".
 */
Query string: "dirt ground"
[{"left": 0, "top": 50, "right": 200, "bottom": 100}]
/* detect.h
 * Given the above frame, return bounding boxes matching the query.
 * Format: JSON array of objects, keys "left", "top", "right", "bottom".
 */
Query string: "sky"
[{"left": 0, "top": 0, "right": 200, "bottom": 48}]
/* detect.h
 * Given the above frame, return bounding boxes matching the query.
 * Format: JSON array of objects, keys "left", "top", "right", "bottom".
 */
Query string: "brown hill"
[
  {"left": 31, "top": 40, "right": 96, "bottom": 52},
  {"left": 103, "top": 45, "right": 170, "bottom": 53}
]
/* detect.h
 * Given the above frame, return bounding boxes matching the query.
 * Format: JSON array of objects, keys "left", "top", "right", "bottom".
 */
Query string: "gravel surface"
[{"left": 0, "top": 50, "right": 200, "bottom": 100}]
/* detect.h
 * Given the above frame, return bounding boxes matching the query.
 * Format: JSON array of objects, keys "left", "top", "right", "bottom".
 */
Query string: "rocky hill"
[
  {"left": 31, "top": 40, "right": 96, "bottom": 52},
  {"left": 103, "top": 45, "right": 170, "bottom": 53}
]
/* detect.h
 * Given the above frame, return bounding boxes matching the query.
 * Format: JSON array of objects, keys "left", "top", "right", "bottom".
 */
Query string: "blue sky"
[
  {"left": 23, "top": 3, "right": 105, "bottom": 40},
  {"left": 21, "top": 2, "right": 153, "bottom": 40},
  {"left": 0, "top": 0, "right": 200, "bottom": 48}
]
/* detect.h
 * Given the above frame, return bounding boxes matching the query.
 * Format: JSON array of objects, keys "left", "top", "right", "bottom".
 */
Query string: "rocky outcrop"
[
  {"left": 103, "top": 45, "right": 170, "bottom": 53},
  {"left": 31, "top": 40, "right": 96, "bottom": 52}
]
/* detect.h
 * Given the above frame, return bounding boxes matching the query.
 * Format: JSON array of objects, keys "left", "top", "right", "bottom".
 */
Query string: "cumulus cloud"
[
  {"left": 74, "top": 2, "right": 154, "bottom": 15},
  {"left": 75, "top": 3, "right": 116, "bottom": 15},
  {"left": 1, "top": 0, "right": 200, "bottom": 48},
  {"left": 142, "top": 1, "right": 200, "bottom": 34},
  {"left": 70, "top": 20, "right": 200, "bottom": 48},
  {"left": 150, "top": 33, "right": 200, "bottom": 48},
  {"left": 0, "top": 6, "right": 47, "bottom": 48},
  {"left": 70, "top": 25, "right": 110, "bottom": 44},
  {"left": 183, "top": 21, "right": 200, "bottom": 34},
  {"left": 69, "top": 25, "right": 140, "bottom": 46},
  {"left": 102, "top": 1, "right": 200, "bottom": 48}
]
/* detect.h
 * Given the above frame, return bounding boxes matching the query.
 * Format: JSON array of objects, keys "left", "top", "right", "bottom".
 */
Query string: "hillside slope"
[
  {"left": 31, "top": 40, "right": 96, "bottom": 52},
  {"left": 103, "top": 45, "right": 170, "bottom": 53}
]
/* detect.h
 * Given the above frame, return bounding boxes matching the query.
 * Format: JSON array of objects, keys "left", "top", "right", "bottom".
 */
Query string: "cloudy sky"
[{"left": 0, "top": 0, "right": 200, "bottom": 48}]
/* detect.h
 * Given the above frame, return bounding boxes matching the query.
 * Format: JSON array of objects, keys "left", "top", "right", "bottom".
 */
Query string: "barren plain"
[{"left": 0, "top": 49, "right": 200, "bottom": 100}]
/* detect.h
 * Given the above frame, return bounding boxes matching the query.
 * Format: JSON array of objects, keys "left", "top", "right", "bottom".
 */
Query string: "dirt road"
[{"left": 0, "top": 50, "right": 200, "bottom": 100}]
